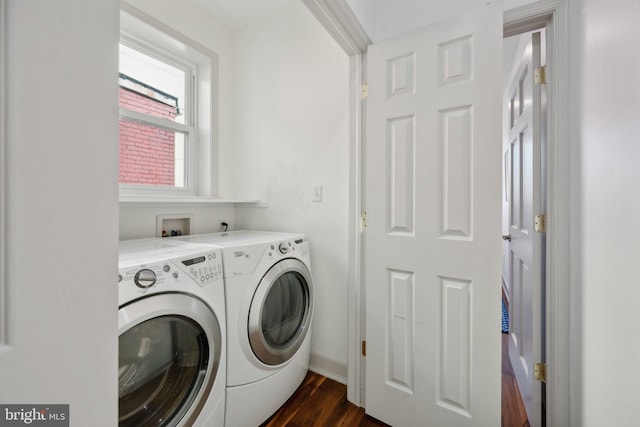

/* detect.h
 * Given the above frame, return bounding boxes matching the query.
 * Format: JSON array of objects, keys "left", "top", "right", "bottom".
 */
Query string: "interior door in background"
[
  {"left": 505, "top": 30, "right": 545, "bottom": 427},
  {"left": 364, "top": 2, "right": 503, "bottom": 426}
]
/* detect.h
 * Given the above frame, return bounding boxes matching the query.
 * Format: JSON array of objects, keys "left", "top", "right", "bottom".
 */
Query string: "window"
[
  {"left": 119, "top": 42, "right": 192, "bottom": 189},
  {"left": 119, "top": 7, "right": 217, "bottom": 198}
]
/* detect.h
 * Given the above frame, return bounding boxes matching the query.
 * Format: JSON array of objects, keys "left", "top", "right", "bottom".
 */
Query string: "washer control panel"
[
  {"left": 134, "top": 268, "right": 156, "bottom": 288},
  {"left": 119, "top": 249, "right": 223, "bottom": 294},
  {"left": 177, "top": 251, "right": 224, "bottom": 287}
]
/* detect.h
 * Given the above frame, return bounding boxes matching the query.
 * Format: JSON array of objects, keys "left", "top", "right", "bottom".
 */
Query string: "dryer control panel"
[
  {"left": 267, "top": 237, "right": 309, "bottom": 259},
  {"left": 220, "top": 236, "right": 309, "bottom": 278}
]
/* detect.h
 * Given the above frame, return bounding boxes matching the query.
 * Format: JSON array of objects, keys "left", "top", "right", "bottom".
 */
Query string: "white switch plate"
[{"left": 312, "top": 185, "right": 322, "bottom": 202}]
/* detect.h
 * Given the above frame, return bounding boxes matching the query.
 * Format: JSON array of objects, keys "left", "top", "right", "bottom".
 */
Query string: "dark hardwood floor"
[
  {"left": 260, "top": 372, "right": 389, "bottom": 427},
  {"left": 502, "top": 333, "right": 530, "bottom": 427},
  {"left": 502, "top": 293, "right": 530, "bottom": 427},
  {"left": 262, "top": 334, "right": 528, "bottom": 426}
]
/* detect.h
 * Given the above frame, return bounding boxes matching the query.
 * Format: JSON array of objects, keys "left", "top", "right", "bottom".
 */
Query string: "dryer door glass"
[
  {"left": 262, "top": 272, "right": 307, "bottom": 348},
  {"left": 119, "top": 315, "right": 208, "bottom": 427},
  {"left": 249, "top": 258, "right": 313, "bottom": 366}
]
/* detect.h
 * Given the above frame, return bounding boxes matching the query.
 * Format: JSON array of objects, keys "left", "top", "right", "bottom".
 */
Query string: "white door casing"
[
  {"left": 364, "top": 2, "right": 503, "bottom": 426},
  {"left": 505, "top": 30, "right": 545, "bottom": 427},
  {"left": 0, "top": 0, "right": 6, "bottom": 353}
]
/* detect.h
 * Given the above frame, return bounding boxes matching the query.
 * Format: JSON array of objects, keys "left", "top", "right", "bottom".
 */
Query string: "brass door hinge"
[
  {"left": 362, "top": 83, "right": 368, "bottom": 99},
  {"left": 534, "top": 214, "right": 547, "bottom": 233},
  {"left": 534, "top": 65, "right": 547, "bottom": 85},
  {"left": 534, "top": 362, "right": 546, "bottom": 382},
  {"left": 361, "top": 340, "right": 366, "bottom": 357}
]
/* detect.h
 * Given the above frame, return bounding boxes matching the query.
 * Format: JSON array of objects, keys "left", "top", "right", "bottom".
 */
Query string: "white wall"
[
  {"left": 233, "top": 2, "right": 351, "bottom": 380},
  {"left": 570, "top": 0, "right": 640, "bottom": 425},
  {"left": 0, "top": 0, "right": 119, "bottom": 424}
]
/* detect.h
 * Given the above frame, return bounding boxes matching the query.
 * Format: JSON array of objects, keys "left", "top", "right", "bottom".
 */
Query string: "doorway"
[
  {"left": 302, "top": 1, "right": 571, "bottom": 425},
  {"left": 501, "top": 27, "right": 547, "bottom": 427},
  {"left": 358, "top": 9, "right": 558, "bottom": 427}
]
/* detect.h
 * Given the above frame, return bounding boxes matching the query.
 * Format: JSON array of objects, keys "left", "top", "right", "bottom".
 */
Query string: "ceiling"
[{"left": 345, "top": 0, "right": 495, "bottom": 43}]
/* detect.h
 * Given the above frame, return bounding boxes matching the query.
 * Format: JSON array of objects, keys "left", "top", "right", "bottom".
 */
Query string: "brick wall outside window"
[{"left": 119, "top": 87, "right": 177, "bottom": 186}]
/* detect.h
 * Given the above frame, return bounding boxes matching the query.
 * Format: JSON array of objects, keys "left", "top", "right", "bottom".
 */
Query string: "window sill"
[{"left": 119, "top": 196, "right": 267, "bottom": 208}]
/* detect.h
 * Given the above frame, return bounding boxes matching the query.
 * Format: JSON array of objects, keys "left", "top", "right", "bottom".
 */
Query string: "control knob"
[
  {"left": 134, "top": 269, "right": 157, "bottom": 289},
  {"left": 278, "top": 243, "right": 289, "bottom": 254}
]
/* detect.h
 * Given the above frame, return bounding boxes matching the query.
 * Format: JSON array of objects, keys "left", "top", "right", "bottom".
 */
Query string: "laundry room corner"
[
  {"left": 117, "top": 0, "right": 352, "bottom": 383},
  {"left": 232, "top": 1, "right": 351, "bottom": 383}
]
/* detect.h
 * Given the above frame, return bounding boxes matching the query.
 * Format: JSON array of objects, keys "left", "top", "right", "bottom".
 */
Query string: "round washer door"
[
  {"left": 118, "top": 293, "right": 221, "bottom": 427},
  {"left": 248, "top": 258, "right": 313, "bottom": 366}
]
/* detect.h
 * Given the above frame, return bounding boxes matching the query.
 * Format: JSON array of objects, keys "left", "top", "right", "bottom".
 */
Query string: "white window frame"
[{"left": 119, "top": 5, "right": 218, "bottom": 200}]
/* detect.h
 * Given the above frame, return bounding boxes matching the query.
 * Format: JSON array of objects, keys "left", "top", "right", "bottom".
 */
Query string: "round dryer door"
[
  {"left": 118, "top": 293, "right": 221, "bottom": 427},
  {"left": 248, "top": 258, "right": 313, "bottom": 366}
]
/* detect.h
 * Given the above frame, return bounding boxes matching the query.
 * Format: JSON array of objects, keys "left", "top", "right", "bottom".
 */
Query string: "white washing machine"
[
  {"left": 168, "top": 231, "right": 314, "bottom": 427},
  {"left": 118, "top": 239, "right": 226, "bottom": 427}
]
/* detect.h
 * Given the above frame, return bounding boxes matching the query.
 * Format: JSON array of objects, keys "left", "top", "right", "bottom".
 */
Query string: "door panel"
[{"left": 365, "top": 3, "right": 503, "bottom": 426}]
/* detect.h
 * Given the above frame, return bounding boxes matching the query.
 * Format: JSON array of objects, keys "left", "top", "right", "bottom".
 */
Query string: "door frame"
[
  {"left": 503, "top": 28, "right": 546, "bottom": 427},
  {"left": 304, "top": 1, "right": 571, "bottom": 426},
  {"left": 504, "top": 4, "right": 571, "bottom": 427},
  {"left": 0, "top": 0, "right": 7, "bottom": 353}
]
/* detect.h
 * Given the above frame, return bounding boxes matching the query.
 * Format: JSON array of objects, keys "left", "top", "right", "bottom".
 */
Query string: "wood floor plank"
[
  {"left": 502, "top": 330, "right": 530, "bottom": 427},
  {"left": 260, "top": 373, "right": 326, "bottom": 427},
  {"left": 261, "top": 372, "right": 388, "bottom": 427},
  {"left": 288, "top": 378, "right": 346, "bottom": 427}
]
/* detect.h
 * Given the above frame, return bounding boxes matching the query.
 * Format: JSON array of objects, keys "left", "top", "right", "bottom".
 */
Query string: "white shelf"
[{"left": 119, "top": 197, "right": 264, "bottom": 208}]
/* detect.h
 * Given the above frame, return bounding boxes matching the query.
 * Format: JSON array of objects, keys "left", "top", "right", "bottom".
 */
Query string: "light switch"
[{"left": 312, "top": 185, "right": 323, "bottom": 202}]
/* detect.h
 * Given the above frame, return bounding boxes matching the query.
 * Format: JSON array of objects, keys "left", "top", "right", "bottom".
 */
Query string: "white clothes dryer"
[
  {"left": 118, "top": 239, "right": 226, "bottom": 427},
  {"left": 169, "top": 231, "right": 314, "bottom": 427}
]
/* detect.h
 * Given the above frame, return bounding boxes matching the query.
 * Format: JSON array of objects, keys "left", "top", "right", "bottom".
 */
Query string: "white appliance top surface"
[
  {"left": 119, "top": 238, "right": 222, "bottom": 265},
  {"left": 169, "top": 230, "right": 305, "bottom": 247}
]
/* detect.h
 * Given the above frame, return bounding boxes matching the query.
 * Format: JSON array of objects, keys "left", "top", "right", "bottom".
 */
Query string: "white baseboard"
[{"left": 309, "top": 352, "right": 348, "bottom": 385}]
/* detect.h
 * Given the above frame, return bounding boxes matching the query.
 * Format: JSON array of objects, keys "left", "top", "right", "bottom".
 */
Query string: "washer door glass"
[
  {"left": 249, "top": 258, "right": 313, "bottom": 366},
  {"left": 119, "top": 315, "right": 207, "bottom": 426}
]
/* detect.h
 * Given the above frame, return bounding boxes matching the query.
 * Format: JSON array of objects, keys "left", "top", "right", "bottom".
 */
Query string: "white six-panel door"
[
  {"left": 364, "top": 2, "right": 503, "bottom": 426},
  {"left": 505, "top": 31, "right": 544, "bottom": 427}
]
